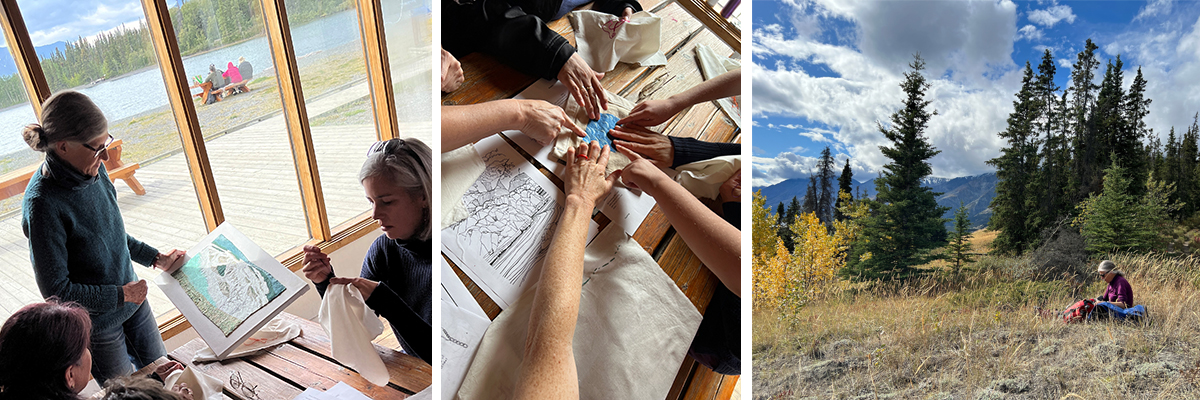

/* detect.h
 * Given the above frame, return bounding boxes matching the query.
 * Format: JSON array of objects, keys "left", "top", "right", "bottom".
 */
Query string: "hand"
[
  {"left": 557, "top": 53, "right": 607, "bottom": 120},
  {"left": 171, "top": 383, "right": 194, "bottom": 400},
  {"left": 564, "top": 142, "right": 620, "bottom": 207},
  {"left": 122, "top": 280, "right": 148, "bottom": 304},
  {"left": 329, "top": 277, "right": 380, "bottom": 300},
  {"left": 154, "top": 249, "right": 186, "bottom": 273},
  {"left": 518, "top": 99, "right": 585, "bottom": 146},
  {"left": 301, "top": 245, "right": 333, "bottom": 283},
  {"left": 441, "top": 48, "right": 464, "bottom": 93},
  {"left": 719, "top": 169, "right": 741, "bottom": 203},
  {"left": 622, "top": 7, "right": 635, "bottom": 19},
  {"left": 607, "top": 125, "right": 674, "bottom": 168},
  {"left": 155, "top": 361, "right": 184, "bottom": 378},
  {"left": 617, "top": 98, "right": 682, "bottom": 127},
  {"left": 613, "top": 142, "right": 673, "bottom": 195}
]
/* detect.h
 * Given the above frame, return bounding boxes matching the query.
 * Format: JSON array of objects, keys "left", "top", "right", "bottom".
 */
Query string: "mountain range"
[{"left": 755, "top": 171, "right": 999, "bottom": 230}]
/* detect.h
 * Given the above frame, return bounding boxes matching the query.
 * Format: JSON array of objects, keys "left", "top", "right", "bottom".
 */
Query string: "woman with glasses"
[
  {"left": 301, "top": 138, "right": 433, "bottom": 364},
  {"left": 1095, "top": 260, "right": 1133, "bottom": 310},
  {"left": 20, "top": 91, "right": 186, "bottom": 386}
]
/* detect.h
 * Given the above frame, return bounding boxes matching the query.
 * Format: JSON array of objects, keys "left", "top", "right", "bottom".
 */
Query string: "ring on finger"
[{"left": 577, "top": 153, "right": 589, "bottom": 160}]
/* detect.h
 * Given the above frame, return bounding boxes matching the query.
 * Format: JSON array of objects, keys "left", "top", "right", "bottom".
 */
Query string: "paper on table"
[
  {"left": 440, "top": 258, "right": 487, "bottom": 318},
  {"left": 457, "top": 226, "right": 702, "bottom": 400},
  {"left": 441, "top": 134, "right": 598, "bottom": 309},
  {"left": 440, "top": 299, "right": 491, "bottom": 400},
  {"left": 326, "top": 382, "right": 373, "bottom": 400},
  {"left": 293, "top": 388, "right": 333, "bottom": 400},
  {"left": 441, "top": 144, "right": 486, "bottom": 229}
]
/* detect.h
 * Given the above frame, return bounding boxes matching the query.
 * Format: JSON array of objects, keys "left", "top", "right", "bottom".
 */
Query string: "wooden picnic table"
[
  {"left": 0, "top": 139, "right": 145, "bottom": 201},
  {"left": 442, "top": 1, "right": 741, "bottom": 398},
  {"left": 134, "top": 312, "right": 431, "bottom": 399}
]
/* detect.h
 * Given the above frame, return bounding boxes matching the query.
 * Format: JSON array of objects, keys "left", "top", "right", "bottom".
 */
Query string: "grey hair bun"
[{"left": 22, "top": 123, "right": 47, "bottom": 152}]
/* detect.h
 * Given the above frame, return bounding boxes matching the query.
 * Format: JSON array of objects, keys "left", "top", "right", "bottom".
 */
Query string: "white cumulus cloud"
[{"left": 1028, "top": 5, "right": 1076, "bottom": 27}]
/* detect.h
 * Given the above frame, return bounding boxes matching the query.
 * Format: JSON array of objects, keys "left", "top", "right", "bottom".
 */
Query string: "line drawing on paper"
[
  {"left": 448, "top": 148, "right": 563, "bottom": 286},
  {"left": 171, "top": 234, "right": 286, "bottom": 336}
]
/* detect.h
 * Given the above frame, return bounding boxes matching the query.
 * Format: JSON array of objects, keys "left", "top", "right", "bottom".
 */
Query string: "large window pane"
[
  {"left": 285, "top": 0, "right": 392, "bottom": 229},
  {"left": 0, "top": 28, "right": 43, "bottom": 322},
  {"left": 382, "top": 0, "right": 434, "bottom": 142},
  {"left": 12, "top": 0, "right": 209, "bottom": 321},
  {"left": 165, "top": 0, "right": 310, "bottom": 256}
]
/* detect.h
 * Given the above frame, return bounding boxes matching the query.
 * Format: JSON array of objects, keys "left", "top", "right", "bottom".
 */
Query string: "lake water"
[{"left": 0, "top": 9, "right": 373, "bottom": 156}]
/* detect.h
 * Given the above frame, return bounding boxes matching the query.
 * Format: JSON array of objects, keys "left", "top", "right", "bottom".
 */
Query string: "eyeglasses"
[
  {"left": 79, "top": 134, "right": 114, "bottom": 159},
  {"left": 228, "top": 370, "right": 261, "bottom": 400},
  {"left": 368, "top": 138, "right": 428, "bottom": 176}
]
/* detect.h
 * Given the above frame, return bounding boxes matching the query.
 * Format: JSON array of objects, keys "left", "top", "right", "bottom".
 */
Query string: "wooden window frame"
[{"left": 0, "top": 0, "right": 403, "bottom": 340}]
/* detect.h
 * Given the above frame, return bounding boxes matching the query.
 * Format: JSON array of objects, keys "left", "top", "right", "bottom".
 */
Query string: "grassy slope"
[{"left": 753, "top": 230, "right": 1200, "bottom": 399}]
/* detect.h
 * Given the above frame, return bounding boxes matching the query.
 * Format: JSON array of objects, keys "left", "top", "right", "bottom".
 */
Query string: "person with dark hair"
[
  {"left": 20, "top": 91, "right": 186, "bottom": 386},
  {"left": 301, "top": 138, "right": 433, "bottom": 364},
  {"left": 442, "top": 0, "right": 642, "bottom": 121},
  {"left": 0, "top": 300, "right": 93, "bottom": 400}
]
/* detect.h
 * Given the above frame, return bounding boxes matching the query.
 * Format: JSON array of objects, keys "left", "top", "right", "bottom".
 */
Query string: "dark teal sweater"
[{"left": 21, "top": 153, "right": 159, "bottom": 331}]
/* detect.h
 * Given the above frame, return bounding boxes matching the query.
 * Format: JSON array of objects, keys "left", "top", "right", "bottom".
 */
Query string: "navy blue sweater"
[
  {"left": 315, "top": 235, "right": 432, "bottom": 364},
  {"left": 21, "top": 153, "right": 159, "bottom": 332}
]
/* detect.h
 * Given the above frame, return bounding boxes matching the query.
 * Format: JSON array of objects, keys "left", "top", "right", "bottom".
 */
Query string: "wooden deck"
[
  {"left": 0, "top": 78, "right": 432, "bottom": 323},
  {"left": 443, "top": 0, "right": 741, "bottom": 398}
]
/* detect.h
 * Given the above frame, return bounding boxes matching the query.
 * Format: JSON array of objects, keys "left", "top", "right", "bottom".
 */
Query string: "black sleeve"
[
  {"left": 444, "top": 0, "right": 576, "bottom": 81},
  {"left": 313, "top": 272, "right": 335, "bottom": 298},
  {"left": 670, "top": 137, "right": 741, "bottom": 168},
  {"left": 592, "top": 0, "right": 642, "bottom": 16},
  {"left": 365, "top": 282, "right": 433, "bottom": 364}
]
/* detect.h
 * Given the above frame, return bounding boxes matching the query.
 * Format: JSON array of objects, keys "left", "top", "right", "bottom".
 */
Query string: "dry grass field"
[{"left": 753, "top": 230, "right": 1200, "bottom": 399}]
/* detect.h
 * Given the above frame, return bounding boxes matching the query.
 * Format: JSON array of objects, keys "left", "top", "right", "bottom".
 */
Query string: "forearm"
[
  {"left": 643, "top": 177, "right": 741, "bottom": 296},
  {"left": 667, "top": 69, "right": 740, "bottom": 110},
  {"left": 515, "top": 196, "right": 591, "bottom": 399},
  {"left": 441, "top": 101, "right": 525, "bottom": 151}
]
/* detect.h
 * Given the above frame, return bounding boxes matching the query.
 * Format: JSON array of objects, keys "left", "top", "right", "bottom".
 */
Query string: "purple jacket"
[{"left": 1102, "top": 275, "right": 1133, "bottom": 307}]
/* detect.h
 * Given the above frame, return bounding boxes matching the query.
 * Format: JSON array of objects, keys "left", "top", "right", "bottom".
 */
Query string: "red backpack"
[{"left": 1062, "top": 299, "right": 1095, "bottom": 323}]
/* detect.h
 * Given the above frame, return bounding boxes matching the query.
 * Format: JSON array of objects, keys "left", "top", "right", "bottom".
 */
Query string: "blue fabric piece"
[
  {"left": 1089, "top": 302, "right": 1146, "bottom": 321},
  {"left": 584, "top": 113, "right": 619, "bottom": 150}
]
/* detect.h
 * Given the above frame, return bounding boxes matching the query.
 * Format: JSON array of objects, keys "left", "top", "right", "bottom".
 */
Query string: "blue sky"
[
  {"left": 12, "top": 0, "right": 148, "bottom": 47},
  {"left": 752, "top": 0, "right": 1200, "bottom": 187}
]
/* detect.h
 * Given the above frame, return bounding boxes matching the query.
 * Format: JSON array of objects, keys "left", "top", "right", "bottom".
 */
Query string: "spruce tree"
[
  {"left": 988, "top": 63, "right": 1042, "bottom": 254},
  {"left": 1029, "top": 51, "right": 1069, "bottom": 240},
  {"left": 1069, "top": 39, "right": 1102, "bottom": 201},
  {"left": 947, "top": 203, "right": 975, "bottom": 275},
  {"left": 802, "top": 176, "right": 818, "bottom": 216},
  {"left": 844, "top": 55, "right": 949, "bottom": 280},
  {"left": 816, "top": 147, "right": 837, "bottom": 225},
  {"left": 836, "top": 159, "right": 854, "bottom": 222}
]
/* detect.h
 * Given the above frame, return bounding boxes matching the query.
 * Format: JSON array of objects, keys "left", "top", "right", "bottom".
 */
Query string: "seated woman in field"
[
  {"left": 1096, "top": 260, "right": 1133, "bottom": 309},
  {"left": 301, "top": 138, "right": 433, "bottom": 364}
]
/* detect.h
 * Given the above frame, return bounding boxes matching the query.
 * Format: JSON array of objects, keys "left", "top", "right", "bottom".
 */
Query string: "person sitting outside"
[
  {"left": 222, "top": 62, "right": 244, "bottom": 96},
  {"left": 231, "top": 57, "right": 253, "bottom": 93},
  {"left": 1095, "top": 260, "right": 1133, "bottom": 311},
  {"left": 202, "top": 65, "right": 225, "bottom": 104}
]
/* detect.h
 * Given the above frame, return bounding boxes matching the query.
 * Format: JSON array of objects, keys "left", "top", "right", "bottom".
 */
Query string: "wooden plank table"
[
  {"left": 442, "top": 2, "right": 741, "bottom": 398},
  {"left": 135, "top": 313, "right": 431, "bottom": 399}
]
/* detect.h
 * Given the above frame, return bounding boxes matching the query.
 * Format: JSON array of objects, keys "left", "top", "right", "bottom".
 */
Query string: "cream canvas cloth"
[
  {"left": 456, "top": 226, "right": 702, "bottom": 400},
  {"left": 441, "top": 144, "right": 486, "bottom": 229},
  {"left": 694, "top": 43, "right": 741, "bottom": 127},
  {"left": 553, "top": 91, "right": 637, "bottom": 175},
  {"left": 568, "top": 10, "right": 668, "bottom": 73},
  {"left": 318, "top": 284, "right": 389, "bottom": 386},
  {"left": 674, "top": 155, "right": 740, "bottom": 200},
  {"left": 192, "top": 317, "right": 301, "bottom": 362},
  {"left": 161, "top": 367, "right": 225, "bottom": 400}
]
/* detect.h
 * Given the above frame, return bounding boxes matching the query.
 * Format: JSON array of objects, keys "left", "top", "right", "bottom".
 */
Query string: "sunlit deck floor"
[{"left": 0, "top": 77, "right": 432, "bottom": 322}]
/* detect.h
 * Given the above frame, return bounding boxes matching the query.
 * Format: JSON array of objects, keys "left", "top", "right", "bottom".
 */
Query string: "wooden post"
[
  {"left": 140, "top": 0, "right": 225, "bottom": 232},
  {"left": 356, "top": 0, "right": 399, "bottom": 141},
  {"left": 676, "top": 0, "right": 741, "bottom": 54},
  {"left": 259, "top": 0, "right": 331, "bottom": 241},
  {"left": 0, "top": 0, "right": 50, "bottom": 116}
]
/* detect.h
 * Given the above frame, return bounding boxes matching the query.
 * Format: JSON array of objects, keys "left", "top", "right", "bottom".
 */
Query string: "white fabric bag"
[
  {"left": 674, "top": 155, "right": 741, "bottom": 200},
  {"left": 161, "top": 367, "right": 225, "bottom": 400},
  {"left": 456, "top": 226, "right": 702, "bottom": 400},
  {"left": 192, "top": 317, "right": 302, "bottom": 362},
  {"left": 569, "top": 10, "right": 668, "bottom": 73},
  {"left": 317, "top": 284, "right": 389, "bottom": 386}
]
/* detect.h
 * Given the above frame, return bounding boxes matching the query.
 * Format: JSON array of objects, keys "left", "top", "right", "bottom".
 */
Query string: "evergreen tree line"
[
  {"left": 773, "top": 147, "right": 855, "bottom": 251},
  {"left": 0, "top": 0, "right": 351, "bottom": 110},
  {"left": 988, "top": 38, "right": 1199, "bottom": 255}
]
